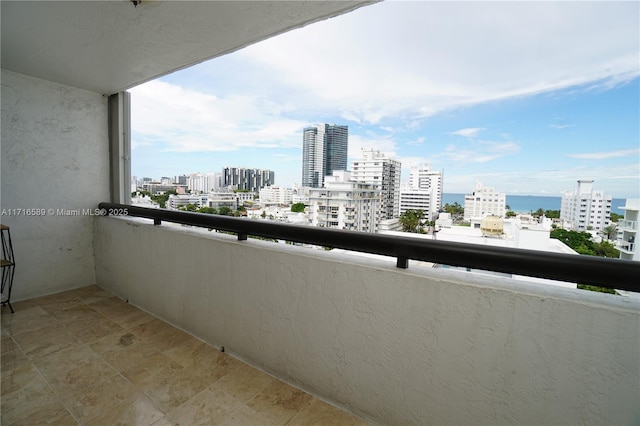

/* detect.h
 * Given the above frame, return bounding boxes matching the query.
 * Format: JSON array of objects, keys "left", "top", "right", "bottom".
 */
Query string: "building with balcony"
[
  {"left": 400, "top": 164, "right": 443, "bottom": 221},
  {"left": 308, "top": 171, "right": 380, "bottom": 232},
  {"left": 167, "top": 194, "right": 209, "bottom": 210},
  {"left": 301, "top": 124, "right": 348, "bottom": 188},
  {"left": 560, "top": 179, "right": 612, "bottom": 232},
  {"left": 617, "top": 198, "right": 639, "bottom": 261},
  {"left": 463, "top": 181, "right": 507, "bottom": 220},
  {"left": 351, "top": 148, "right": 401, "bottom": 221},
  {"left": 1, "top": 2, "right": 639, "bottom": 425}
]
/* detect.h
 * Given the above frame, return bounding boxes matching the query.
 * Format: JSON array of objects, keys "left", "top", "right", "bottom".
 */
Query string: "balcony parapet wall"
[{"left": 94, "top": 216, "right": 640, "bottom": 425}]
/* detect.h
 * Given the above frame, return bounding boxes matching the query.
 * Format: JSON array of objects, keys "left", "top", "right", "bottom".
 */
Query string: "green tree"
[
  {"left": 506, "top": 211, "right": 517, "bottom": 218},
  {"left": 443, "top": 202, "right": 463, "bottom": 215},
  {"left": 218, "top": 206, "right": 233, "bottom": 216},
  {"left": 261, "top": 210, "right": 267, "bottom": 219},
  {"left": 197, "top": 207, "right": 217, "bottom": 214},
  {"left": 399, "top": 210, "right": 424, "bottom": 233},
  {"left": 533, "top": 208, "right": 544, "bottom": 217},
  {"left": 291, "top": 202, "right": 306, "bottom": 213},
  {"left": 610, "top": 213, "right": 623, "bottom": 222},
  {"left": 544, "top": 210, "right": 560, "bottom": 219},
  {"left": 180, "top": 203, "right": 197, "bottom": 212}
]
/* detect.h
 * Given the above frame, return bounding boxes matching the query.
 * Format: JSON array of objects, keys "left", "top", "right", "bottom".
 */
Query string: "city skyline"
[{"left": 130, "top": 1, "right": 639, "bottom": 198}]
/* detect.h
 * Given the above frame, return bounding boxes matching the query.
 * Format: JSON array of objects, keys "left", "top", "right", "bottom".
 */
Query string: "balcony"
[
  {"left": 1, "top": 285, "right": 364, "bottom": 425},
  {"left": 2, "top": 2, "right": 639, "bottom": 424},
  {"left": 618, "top": 219, "right": 638, "bottom": 231},
  {"left": 617, "top": 240, "right": 635, "bottom": 253}
]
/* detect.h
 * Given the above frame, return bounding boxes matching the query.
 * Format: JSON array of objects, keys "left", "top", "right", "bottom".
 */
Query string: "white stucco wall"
[
  {"left": 1, "top": 69, "right": 109, "bottom": 300},
  {"left": 95, "top": 217, "right": 640, "bottom": 425}
]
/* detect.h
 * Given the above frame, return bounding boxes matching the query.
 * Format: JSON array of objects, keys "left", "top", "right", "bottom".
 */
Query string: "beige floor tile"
[
  {"left": 144, "top": 366, "right": 209, "bottom": 414},
  {"left": 61, "top": 373, "right": 139, "bottom": 422},
  {"left": 88, "top": 295, "right": 130, "bottom": 313},
  {"left": 1, "top": 347, "right": 30, "bottom": 376},
  {"left": 212, "top": 362, "right": 276, "bottom": 404},
  {"left": 84, "top": 393, "right": 168, "bottom": 426},
  {"left": 117, "top": 351, "right": 184, "bottom": 392},
  {"left": 87, "top": 330, "right": 142, "bottom": 357},
  {"left": 1, "top": 298, "right": 40, "bottom": 313},
  {"left": 171, "top": 382, "right": 244, "bottom": 425},
  {"left": 31, "top": 341, "right": 99, "bottom": 379},
  {"left": 48, "top": 303, "right": 100, "bottom": 324},
  {"left": 110, "top": 306, "right": 157, "bottom": 330},
  {"left": 0, "top": 372, "right": 71, "bottom": 426},
  {"left": 146, "top": 326, "right": 195, "bottom": 352},
  {"left": 130, "top": 317, "right": 177, "bottom": 340},
  {"left": 45, "top": 357, "right": 118, "bottom": 400},
  {"left": 38, "top": 296, "right": 85, "bottom": 315},
  {"left": 288, "top": 397, "right": 368, "bottom": 426},
  {"left": 217, "top": 404, "right": 271, "bottom": 426},
  {"left": 11, "top": 323, "right": 78, "bottom": 359},
  {"left": 1, "top": 361, "right": 43, "bottom": 397},
  {"left": 246, "top": 380, "right": 313, "bottom": 424},
  {"left": 103, "top": 341, "right": 160, "bottom": 375},
  {"left": 64, "top": 314, "right": 126, "bottom": 345},
  {"left": 0, "top": 306, "right": 56, "bottom": 336},
  {"left": 164, "top": 342, "right": 242, "bottom": 384},
  {"left": 1, "top": 334, "right": 18, "bottom": 354}
]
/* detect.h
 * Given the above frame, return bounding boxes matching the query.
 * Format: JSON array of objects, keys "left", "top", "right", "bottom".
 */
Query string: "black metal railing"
[{"left": 98, "top": 202, "right": 640, "bottom": 292}]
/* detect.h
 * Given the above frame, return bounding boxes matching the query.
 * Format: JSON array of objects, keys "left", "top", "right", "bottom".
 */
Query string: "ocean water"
[{"left": 442, "top": 193, "right": 627, "bottom": 215}]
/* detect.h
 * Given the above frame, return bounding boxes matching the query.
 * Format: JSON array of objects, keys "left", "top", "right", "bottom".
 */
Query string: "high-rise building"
[
  {"left": 223, "top": 167, "right": 275, "bottom": 192},
  {"left": 463, "top": 182, "right": 506, "bottom": 220},
  {"left": 560, "top": 180, "right": 611, "bottom": 232},
  {"left": 350, "top": 148, "right": 401, "bottom": 220},
  {"left": 399, "top": 164, "right": 442, "bottom": 221},
  {"left": 308, "top": 171, "right": 380, "bottom": 233},
  {"left": 302, "top": 124, "right": 348, "bottom": 188}
]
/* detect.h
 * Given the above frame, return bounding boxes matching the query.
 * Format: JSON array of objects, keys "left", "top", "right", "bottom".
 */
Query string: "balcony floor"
[{"left": 1, "top": 286, "right": 367, "bottom": 425}]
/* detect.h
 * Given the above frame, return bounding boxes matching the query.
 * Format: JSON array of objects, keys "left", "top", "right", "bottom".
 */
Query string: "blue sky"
[{"left": 130, "top": 1, "right": 640, "bottom": 198}]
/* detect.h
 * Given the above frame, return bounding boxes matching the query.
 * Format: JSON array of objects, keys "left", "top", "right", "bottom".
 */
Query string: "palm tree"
[{"left": 601, "top": 224, "right": 618, "bottom": 241}]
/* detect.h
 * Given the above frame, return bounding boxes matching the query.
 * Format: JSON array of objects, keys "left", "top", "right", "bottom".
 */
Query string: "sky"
[{"left": 130, "top": 1, "right": 640, "bottom": 198}]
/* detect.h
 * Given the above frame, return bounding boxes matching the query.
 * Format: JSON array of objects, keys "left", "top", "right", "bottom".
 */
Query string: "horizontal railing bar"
[{"left": 98, "top": 202, "right": 640, "bottom": 292}]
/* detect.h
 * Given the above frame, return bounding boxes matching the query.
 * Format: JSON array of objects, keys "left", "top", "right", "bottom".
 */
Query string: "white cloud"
[
  {"left": 568, "top": 148, "right": 640, "bottom": 160},
  {"left": 238, "top": 1, "right": 639, "bottom": 125},
  {"left": 438, "top": 141, "right": 520, "bottom": 164},
  {"left": 450, "top": 128, "right": 484, "bottom": 138},
  {"left": 130, "top": 80, "right": 307, "bottom": 152}
]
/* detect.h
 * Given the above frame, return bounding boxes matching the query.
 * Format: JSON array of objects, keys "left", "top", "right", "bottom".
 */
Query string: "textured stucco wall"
[
  {"left": 1, "top": 69, "right": 109, "bottom": 300},
  {"left": 95, "top": 217, "right": 640, "bottom": 425}
]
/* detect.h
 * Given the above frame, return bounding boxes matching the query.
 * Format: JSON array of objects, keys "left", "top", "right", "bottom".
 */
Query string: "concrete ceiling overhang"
[{"left": 1, "top": 0, "right": 374, "bottom": 95}]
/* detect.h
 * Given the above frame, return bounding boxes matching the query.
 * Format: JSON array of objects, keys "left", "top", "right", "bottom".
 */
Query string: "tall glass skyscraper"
[{"left": 302, "top": 124, "right": 348, "bottom": 188}]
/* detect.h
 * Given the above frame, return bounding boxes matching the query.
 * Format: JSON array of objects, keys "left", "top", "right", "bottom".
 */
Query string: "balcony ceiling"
[{"left": 1, "top": 0, "right": 373, "bottom": 95}]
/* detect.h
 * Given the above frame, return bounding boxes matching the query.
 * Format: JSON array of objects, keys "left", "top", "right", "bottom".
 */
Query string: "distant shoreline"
[{"left": 442, "top": 193, "right": 628, "bottom": 216}]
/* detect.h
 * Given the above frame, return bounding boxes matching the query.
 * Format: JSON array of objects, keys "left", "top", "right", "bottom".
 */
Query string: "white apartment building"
[
  {"left": 617, "top": 198, "right": 639, "bottom": 261},
  {"left": 350, "top": 148, "right": 401, "bottom": 220},
  {"left": 399, "top": 164, "right": 443, "bottom": 221},
  {"left": 463, "top": 182, "right": 506, "bottom": 221},
  {"left": 560, "top": 180, "right": 611, "bottom": 232},
  {"left": 187, "top": 173, "right": 220, "bottom": 193},
  {"left": 308, "top": 171, "right": 380, "bottom": 233},
  {"left": 259, "top": 185, "right": 294, "bottom": 205},
  {"left": 167, "top": 194, "right": 209, "bottom": 210}
]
